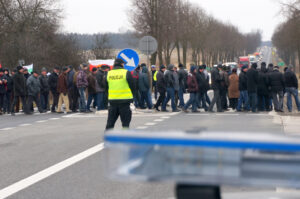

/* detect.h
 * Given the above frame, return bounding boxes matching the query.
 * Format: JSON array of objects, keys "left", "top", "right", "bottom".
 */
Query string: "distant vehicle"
[
  {"left": 224, "top": 62, "right": 238, "bottom": 69},
  {"left": 249, "top": 55, "right": 257, "bottom": 64},
  {"left": 238, "top": 56, "right": 250, "bottom": 68}
]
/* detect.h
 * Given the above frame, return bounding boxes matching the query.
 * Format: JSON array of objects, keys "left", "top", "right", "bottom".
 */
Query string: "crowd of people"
[{"left": 0, "top": 61, "right": 299, "bottom": 116}]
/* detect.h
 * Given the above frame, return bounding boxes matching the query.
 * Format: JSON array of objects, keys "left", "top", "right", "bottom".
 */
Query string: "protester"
[
  {"left": 257, "top": 62, "right": 270, "bottom": 111},
  {"left": 154, "top": 65, "right": 166, "bottom": 111},
  {"left": 49, "top": 66, "right": 60, "bottom": 113},
  {"left": 86, "top": 67, "right": 98, "bottom": 112},
  {"left": 228, "top": 68, "right": 239, "bottom": 110},
  {"left": 0, "top": 68, "right": 7, "bottom": 115},
  {"left": 57, "top": 67, "right": 71, "bottom": 114},
  {"left": 139, "top": 64, "right": 152, "bottom": 109},
  {"left": 131, "top": 66, "right": 141, "bottom": 108},
  {"left": 236, "top": 65, "right": 250, "bottom": 112},
  {"left": 220, "top": 65, "right": 229, "bottom": 111},
  {"left": 268, "top": 65, "right": 285, "bottom": 112},
  {"left": 39, "top": 67, "right": 50, "bottom": 111},
  {"left": 3, "top": 69, "right": 13, "bottom": 114},
  {"left": 68, "top": 65, "right": 79, "bottom": 113},
  {"left": 247, "top": 63, "right": 259, "bottom": 113},
  {"left": 26, "top": 71, "right": 44, "bottom": 114},
  {"left": 208, "top": 65, "right": 222, "bottom": 112},
  {"left": 96, "top": 65, "right": 108, "bottom": 111},
  {"left": 11, "top": 66, "right": 29, "bottom": 115},
  {"left": 77, "top": 64, "right": 88, "bottom": 113},
  {"left": 196, "top": 65, "right": 208, "bottom": 111},
  {"left": 178, "top": 64, "right": 187, "bottom": 108},
  {"left": 183, "top": 66, "right": 199, "bottom": 113},
  {"left": 284, "top": 66, "right": 300, "bottom": 112},
  {"left": 151, "top": 65, "right": 158, "bottom": 100},
  {"left": 173, "top": 66, "right": 180, "bottom": 107},
  {"left": 161, "top": 64, "right": 180, "bottom": 112}
]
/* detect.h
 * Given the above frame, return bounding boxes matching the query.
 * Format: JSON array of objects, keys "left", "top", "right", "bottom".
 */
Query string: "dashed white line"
[
  {"left": 18, "top": 124, "right": 32, "bottom": 127},
  {"left": 186, "top": 114, "right": 210, "bottom": 116},
  {"left": 154, "top": 119, "right": 164, "bottom": 122},
  {"left": 136, "top": 126, "right": 148, "bottom": 130},
  {"left": 0, "top": 143, "right": 105, "bottom": 199},
  {"left": 216, "top": 113, "right": 239, "bottom": 116},
  {"left": 36, "top": 120, "right": 48, "bottom": 123},
  {"left": 0, "top": 127, "right": 15, "bottom": 131},
  {"left": 161, "top": 116, "right": 170, "bottom": 119},
  {"left": 145, "top": 122, "right": 156, "bottom": 126},
  {"left": 49, "top": 118, "right": 60, "bottom": 120}
]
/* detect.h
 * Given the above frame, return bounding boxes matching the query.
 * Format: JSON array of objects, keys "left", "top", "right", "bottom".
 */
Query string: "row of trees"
[
  {"left": 0, "top": 0, "right": 82, "bottom": 70},
  {"left": 272, "top": 0, "right": 300, "bottom": 69},
  {"left": 130, "top": 0, "right": 262, "bottom": 66}
]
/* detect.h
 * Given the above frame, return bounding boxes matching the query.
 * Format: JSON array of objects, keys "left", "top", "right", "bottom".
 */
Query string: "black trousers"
[
  {"left": 106, "top": 103, "right": 132, "bottom": 130},
  {"left": 155, "top": 91, "right": 166, "bottom": 108},
  {"left": 220, "top": 88, "right": 228, "bottom": 110},
  {"left": 229, "top": 98, "right": 238, "bottom": 110},
  {"left": 0, "top": 93, "right": 4, "bottom": 112},
  {"left": 68, "top": 87, "right": 79, "bottom": 112},
  {"left": 209, "top": 90, "right": 222, "bottom": 112},
  {"left": 27, "top": 94, "right": 43, "bottom": 113},
  {"left": 51, "top": 91, "right": 59, "bottom": 112},
  {"left": 11, "top": 95, "right": 28, "bottom": 113}
]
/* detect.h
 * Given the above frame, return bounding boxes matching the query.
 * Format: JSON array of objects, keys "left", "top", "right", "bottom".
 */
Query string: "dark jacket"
[
  {"left": 67, "top": 69, "right": 75, "bottom": 89},
  {"left": 239, "top": 71, "right": 247, "bottom": 91},
  {"left": 178, "top": 68, "right": 188, "bottom": 89},
  {"left": 246, "top": 67, "right": 259, "bottom": 93},
  {"left": 48, "top": 72, "right": 59, "bottom": 93},
  {"left": 27, "top": 75, "right": 41, "bottom": 96},
  {"left": 196, "top": 71, "right": 207, "bottom": 93},
  {"left": 5, "top": 74, "right": 13, "bottom": 92},
  {"left": 138, "top": 66, "right": 150, "bottom": 92},
  {"left": 257, "top": 67, "right": 269, "bottom": 95},
  {"left": 0, "top": 74, "right": 6, "bottom": 94},
  {"left": 211, "top": 67, "right": 221, "bottom": 90},
  {"left": 105, "top": 66, "right": 135, "bottom": 104},
  {"left": 96, "top": 70, "right": 106, "bottom": 92},
  {"left": 187, "top": 72, "right": 198, "bottom": 93},
  {"left": 173, "top": 71, "right": 180, "bottom": 91},
  {"left": 39, "top": 75, "right": 49, "bottom": 94},
  {"left": 13, "top": 71, "right": 27, "bottom": 96},
  {"left": 87, "top": 73, "right": 96, "bottom": 94},
  {"left": 57, "top": 73, "right": 68, "bottom": 94},
  {"left": 284, "top": 70, "right": 298, "bottom": 88},
  {"left": 156, "top": 70, "right": 166, "bottom": 93},
  {"left": 269, "top": 70, "right": 285, "bottom": 92},
  {"left": 165, "top": 65, "right": 175, "bottom": 88}
]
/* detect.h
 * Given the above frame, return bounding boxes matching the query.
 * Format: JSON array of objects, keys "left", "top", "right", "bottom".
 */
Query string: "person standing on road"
[
  {"left": 178, "top": 64, "right": 187, "bottom": 108},
  {"left": 11, "top": 66, "right": 29, "bottom": 116},
  {"left": 151, "top": 65, "right": 158, "bottom": 101},
  {"left": 67, "top": 65, "right": 79, "bottom": 113},
  {"left": 196, "top": 65, "right": 208, "bottom": 111},
  {"left": 131, "top": 66, "right": 141, "bottom": 109},
  {"left": 228, "top": 68, "right": 240, "bottom": 110},
  {"left": 154, "top": 65, "right": 166, "bottom": 111},
  {"left": 26, "top": 71, "right": 44, "bottom": 114},
  {"left": 208, "top": 65, "right": 222, "bottom": 112},
  {"left": 39, "top": 67, "right": 50, "bottom": 112},
  {"left": 267, "top": 63, "right": 274, "bottom": 110},
  {"left": 284, "top": 66, "right": 300, "bottom": 112},
  {"left": 236, "top": 65, "right": 250, "bottom": 112},
  {"left": 257, "top": 62, "right": 270, "bottom": 111},
  {"left": 76, "top": 64, "right": 89, "bottom": 113},
  {"left": 220, "top": 66, "right": 229, "bottom": 111},
  {"left": 95, "top": 65, "right": 108, "bottom": 112},
  {"left": 183, "top": 66, "right": 199, "bottom": 113},
  {"left": 3, "top": 69, "right": 13, "bottom": 114},
  {"left": 57, "top": 67, "right": 71, "bottom": 114},
  {"left": 247, "top": 63, "right": 259, "bottom": 113},
  {"left": 173, "top": 66, "right": 180, "bottom": 107},
  {"left": 0, "top": 68, "right": 7, "bottom": 115},
  {"left": 105, "top": 59, "right": 135, "bottom": 130},
  {"left": 139, "top": 64, "right": 152, "bottom": 109},
  {"left": 49, "top": 66, "right": 60, "bottom": 113},
  {"left": 203, "top": 65, "right": 211, "bottom": 106},
  {"left": 161, "top": 64, "right": 180, "bottom": 112},
  {"left": 269, "top": 66, "right": 285, "bottom": 112},
  {"left": 86, "top": 67, "right": 98, "bottom": 112}
]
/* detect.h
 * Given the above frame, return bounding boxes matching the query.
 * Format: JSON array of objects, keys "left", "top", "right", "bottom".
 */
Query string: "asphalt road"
[{"left": 1, "top": 106, "right": 300, "bottom": 199}]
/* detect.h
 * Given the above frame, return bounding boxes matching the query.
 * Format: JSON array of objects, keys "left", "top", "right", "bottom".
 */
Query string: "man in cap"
[
  {"left": 105, "top": 58, "right": 135, "bottom": 130},
  {"left": 26, "top": 70, "right": 44, "bottom": 114},
  {"left": 247, "top": 63, "right": 259, "bottom": 113},
  {"left": 39, "top": 67, "right": 50, "bottom": 112},
  {"left": 57, "top": 67, "right": 71, "bottom": 114},
  {"left": 269, "top": 65, "right": 285, "bottom": 112},
  {"left": 237, "top": 65, "right": 250, "bottom": 112},
  {"left": 49, "top": 66, "right": 60, "bottom": 113},
  {"left": 151, "top": 65, "right": 158, "bottom": 100},
  {"left": 11, "top": 66, "right": 29, "bottom": 115}
]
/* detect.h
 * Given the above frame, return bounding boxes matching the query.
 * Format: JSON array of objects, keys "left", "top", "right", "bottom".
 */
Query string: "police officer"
[{"left": 105, "top": 58, "right": 135, "bottom": 130}]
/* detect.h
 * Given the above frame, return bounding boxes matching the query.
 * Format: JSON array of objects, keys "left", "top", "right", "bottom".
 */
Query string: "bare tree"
[{"left": 92, "top": 34, "right": 113, "bottom": 59}]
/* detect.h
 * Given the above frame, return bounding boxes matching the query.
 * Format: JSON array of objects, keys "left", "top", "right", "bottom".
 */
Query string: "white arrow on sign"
[{"left": 120, "top": 53, "right": 136, "bottom": 67}]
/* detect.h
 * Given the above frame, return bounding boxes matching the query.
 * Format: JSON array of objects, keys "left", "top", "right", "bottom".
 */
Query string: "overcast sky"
[{"left": 61, "top": 0, "right": 284, "bottom": 41}]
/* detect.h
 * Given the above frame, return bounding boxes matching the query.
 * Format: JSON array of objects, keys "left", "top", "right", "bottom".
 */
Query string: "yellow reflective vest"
[
  {"left": 107, "top": 69, "right": 133, "bottom": 100},
  {"left": 153, "top": 71, "right": 158, "bottom": 81}
]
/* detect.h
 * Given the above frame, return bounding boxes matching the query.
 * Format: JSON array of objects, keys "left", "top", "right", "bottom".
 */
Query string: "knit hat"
[
  {"left": 54, "top": 66, "right": 60, "bottom": 70},
  {"left": 179, "top": 63, "right": 184, "bottom": 68},
  {"left": 242, "top": 65, "right": 248, "bottom": 71},
  {"left": 41, "top": 67, "right": 47, "bottom": 72},
  {"left": 160, "top": 65, "right": 166, "bottom": 70},
  {"left": 274, "top": 66, "right": 280, "bottom": 70},
  {"left": 16, "top": 66, "right": 23, "bottom": 71},
  {"left": 199, "top": 65, "right": 205, "bottom": 70},
  {"left": 151, "top": 65, "right": 156, "bottom": 68},
  {"left": 63, "top": 66, "right": 68, "bottom": 72},
  {"left": 92, "top": 67, "right": 98, "bottom": 72},
  {"left": 32, "top": 70, "right": 39, "bottom": 74},
  {"left": 190, "top": 66, "right": 197, "bottom": 73},
  {"left": 114, "top": 58, "right": 125, "bottom": 67}
]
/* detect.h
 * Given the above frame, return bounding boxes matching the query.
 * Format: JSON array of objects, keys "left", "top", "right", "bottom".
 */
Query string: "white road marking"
[
  {"left": 49, "top": 118, "right": 60, "bottom": 120},
  {"left": 18, "top": 124, "right": 32, "bottom": 127},
  {"left": 36, "top": 120, "right": 47, "bottom": 123},
  {"left": 0, "top": 127, "right": 15, "bottom": 131},
  {"left": 161, "top": 116, "right": 170, "bottom": 119},
  {"left": 145, "top": 122, "right": 156, "bottom": 126},
  {"left": 154, "top": 119, "right": 164, "bottom": 122},
  {"left": 186, "top": 114, "right": 210, "bottom": 116},
  {"left": 136, "top": 126, "right": 148, "bottom": 129},
  {"left": 0, "top": 143, "right": 104, "bottom": 199},
  {"left": 216, "top": 113, "right": 239, "bottom": 116}
]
